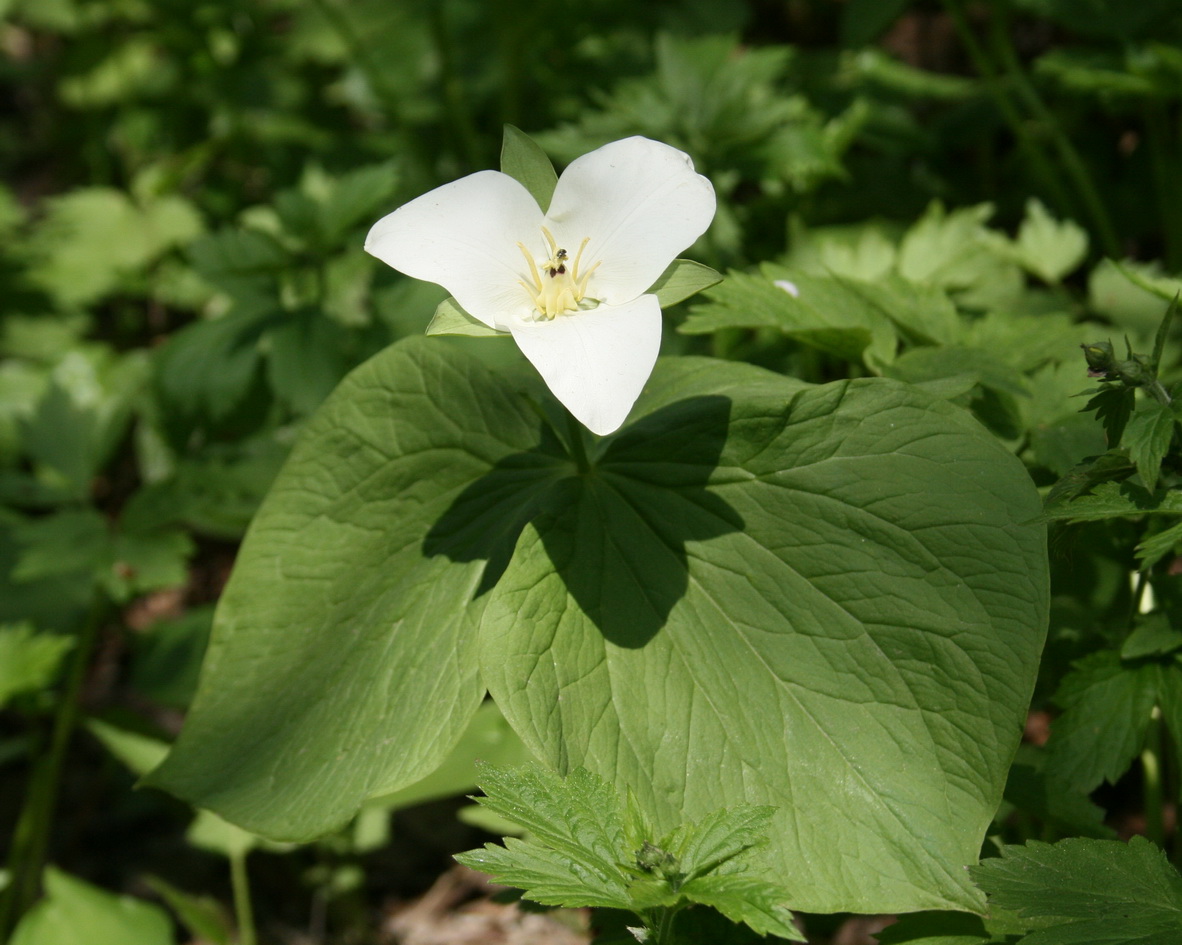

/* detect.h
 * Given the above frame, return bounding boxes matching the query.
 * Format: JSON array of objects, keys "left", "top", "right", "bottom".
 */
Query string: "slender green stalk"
[
  {"left": 0, "top": 597, "right": 106, "bottom": 940},
  {"left": 983, "top": 8, "right": 1120, "bottom": 257},
  {"left": 1145, "top": 102, "right": 1182, "bottom": 271},
  {"left": 428, "top": 0, "right": 482, "bottom": 170},
  {"left": 939, "top": 0, "right": 1073, "bottom": 217},
  {"left": 306, "top": 0, "right": 404, "bottom": 127},
  {"left": 1142, "top": 707, "right": 1165, "bottom": 848},
  {"left": 564, "top": 408, "right": 592, "bottom": 474},
  {"left": 230, "top": 851, "right": 257, "bottom": 945}
]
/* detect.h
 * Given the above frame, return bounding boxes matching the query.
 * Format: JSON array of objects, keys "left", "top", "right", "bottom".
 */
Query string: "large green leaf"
[
  {"left": 146, "top": 338, "right": 570, "bottom": 838},
  {"left": 477, "top": 367, "right": 1047, "bottom": 913},
  {"left": 150, "top": 339, "right": 1046, "bottom": 917}
]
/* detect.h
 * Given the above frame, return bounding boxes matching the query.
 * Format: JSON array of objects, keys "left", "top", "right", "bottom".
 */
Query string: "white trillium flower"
[{"left": 364, "top": 136, "right": 716, "bottom": 435}]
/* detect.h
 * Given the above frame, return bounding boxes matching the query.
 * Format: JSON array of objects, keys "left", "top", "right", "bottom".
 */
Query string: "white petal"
[
  {"left": 509, "top": 295, "right": 662, "bottom": 436},
  {"left": 544, "top": 137, "right": 716, "bottom": 305},
  {"left": 365, "top": 171, "right": 544, "bottom": 327}
]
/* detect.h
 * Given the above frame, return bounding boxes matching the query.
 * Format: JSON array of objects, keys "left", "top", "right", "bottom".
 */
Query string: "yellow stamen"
[{"left": 519, "top": 228, "right": 600, "bottom": 319}]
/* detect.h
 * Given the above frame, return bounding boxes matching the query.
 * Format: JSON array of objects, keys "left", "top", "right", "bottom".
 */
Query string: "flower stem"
[
  {"left": 939, "top": 0, "right": 1073, "bottom": 217},
  {"left": 230, "top": 851, "right": 257, "bottom": 945},
  {"left": 428, "top": 0, "right": 482, "bottom": 170},
  {"left": 0, "top": 595, "right": 106, "bottom": 939},
  {"left": 563, "top": 408, "right": 592, "bottom": 474},
  {"left": 306, "top": 0, "right": 405, "bottom": 129},
  {"left": 1142, "top": 706, "right": 1165, "bottom": 849},
  {"left": 981, "top": 8, "right": 1120, "bottom": 258}
]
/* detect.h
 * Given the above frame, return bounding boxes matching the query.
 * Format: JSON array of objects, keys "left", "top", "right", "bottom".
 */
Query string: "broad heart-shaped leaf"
[
  {"left": 478, "top": 372, "right": 1047, "bottom": 914},
  {"left": 146, "top": 337, "right": 570, "bottom": 839}
]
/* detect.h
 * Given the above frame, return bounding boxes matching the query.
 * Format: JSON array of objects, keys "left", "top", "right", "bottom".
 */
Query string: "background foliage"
[{"left": 4, "top": 0, "right": 1182, "bottom": 942}]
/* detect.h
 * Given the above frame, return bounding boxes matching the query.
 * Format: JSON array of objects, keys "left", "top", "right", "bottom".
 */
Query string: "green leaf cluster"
[{"left": 456, "top": 764, "right": 804, "bottom": 942}]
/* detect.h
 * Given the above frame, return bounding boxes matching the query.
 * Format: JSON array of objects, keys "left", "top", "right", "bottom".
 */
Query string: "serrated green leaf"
[
  {"left": 1124, "top": 399, "right": 1175, "bottom": 490},
  {"left": 679, "top": 267, "right": 894, "bottom": 366},
  {"left": 663, "top": 805, "right": 776, "bottom": 880},
  {"left": 10, "top": 868, "right": 173, "bottom": 945},
  {"left": 1043, "top": 454, "right": 1139, "bottom": 513},
  {"left": 501, "top": 125, "right": 558, "bottom": 211},
  {"left": 1045, "top": 650, "right": 1156, "bottom": 792},
  {"left": 425, "top": 297, "right": 507, "bottom": 337},
  {"left": 679, "top": 874, "right": 804, "bottom": 941},
  {"left": 466, "top": 765, "right": 625, "bottom": 875},
  {"left": 0, "top": 623, "right": 73, "bottom": 708},
  {"left": 187, "top": 228, "right": 288, "bottom": 301},
  {"left": 457, "top": 835, "right": 630, "bottom": 908},
  {"left": 319, "top": 162, "right": 400, "bottom": 243},
  {"left": 1121, "top": 613, "right": 1182, "bottom": 660},
  {"left": 970, "top": 837, "right": 1182, "bottom": 945},
  {"left": 478, "top": 366, "right": 1047, "bottom": 913},
  {"left": 1003, "top": 762, "right": 1113, "bottom": 840},
  {"left": 883, "top": 346, "right": 1029, "bottom": 399},
  {"left": 1081, "top": 386, "right": 1134, "bottom": 447},
  {"left": 10, "top": 509, "right": 109, "bottom": 583},
  {"left": 26, "top": 188, "right": 202, "bottom": 306},
  {"left": 1013, "top": 199, "right": 1089, "bottom": 284},
  {"left": 1044, "top": 479, "right": 1182, "bottom": 523},
  {"left": 1136, "top": 518, "right": 1182, "bottom": 570},
  {"left": 649, "top": 259, "right": 722, "bottom": 308}
]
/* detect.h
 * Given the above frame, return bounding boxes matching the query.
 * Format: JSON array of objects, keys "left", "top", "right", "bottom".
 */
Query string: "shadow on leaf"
[{"left": 425, "top": 395, "right": 742, "bottom": 647}]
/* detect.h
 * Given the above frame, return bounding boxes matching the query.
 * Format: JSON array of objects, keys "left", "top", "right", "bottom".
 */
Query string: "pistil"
[{"left": 518, "top": 226, "right": 600, "bottom": 320}]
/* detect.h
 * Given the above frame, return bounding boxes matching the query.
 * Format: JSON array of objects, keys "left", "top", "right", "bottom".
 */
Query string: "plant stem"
[
  {"left": 306, "top": 0, "right": 404, "bottom": 128},
  {"left": 1144, "top": 102, "right": 1182, "bottom": 271},
  {"left": 982, "top": 8, "right": 1120, "bottom": 258},
  {"left": 0, "top": 596, "right": 106, "bottom": 940},
  {"left": 564, "top": 407, "right": 592, "bottom": 474},
  {"left": 428, "top": 0, "right": 482, "bottom": 170},
  {"left": 1142, "top": 706, "right": 1165, "bottom": 848},
  {"left": 939, "top": 0, "right": 1073, "bottom": 218},
  {"left": 230, "top": 851, "right": 257, "bottom": 945}
]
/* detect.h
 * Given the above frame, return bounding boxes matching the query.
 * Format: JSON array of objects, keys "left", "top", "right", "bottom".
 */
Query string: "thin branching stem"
[{"left": 0, "top": 595, "right": 106, "bottom": 939}]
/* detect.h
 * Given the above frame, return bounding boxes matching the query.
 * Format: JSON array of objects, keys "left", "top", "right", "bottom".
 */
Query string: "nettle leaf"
[
  {"left": 1124, "top": 398, "right": 1175, "bottom": 490},
  {"left": 478, "top": 365, "right": 1047, "bottom": 913},
  {"left": 1121, "top": 613, "right": 1182, "bottom": 660},
  {"left": 1043, "top": 454, "right": 1138, "bottom": 513},
  {"left": 970, "top": 837, "right": 1182, "bottom": 945},
  {"left": 147, "top": 339, "right": 568, "bottom": 839},
  {"left": 457, "top": 763, "right": 802, "bottom": 939},
  {"left": 501, "top": 125, "right": 558, "bottom": 212},
  {"left": 1045, "top": 649, "right": 1157, "bottom": 792},
  {"left": 1081, "top": 386, "right": 1134, "bottom": 447},
  {"left": 1137, "top": 519, "right": 1182, "bottom": 570},
  {"left": 1044, "top": 479, "right": 1182, "bottom": 523},
  {"left": 677, "top": 874, "right": 803, "bottom": 941},
  {"left": 1012, "top": 199, "right": 1089, "bottom": 285},
  {"left": 457, "top": 765, "right": 631, "bottom": 908},
  {"left": 1003, "top": 762, "right": 1113, "bottom": 841},
  {"left": 666, "top": 805, "right": 776, "bottom": 879},
  {"left": 0, "top": 623, "right": 74, "bottom": 708}
]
